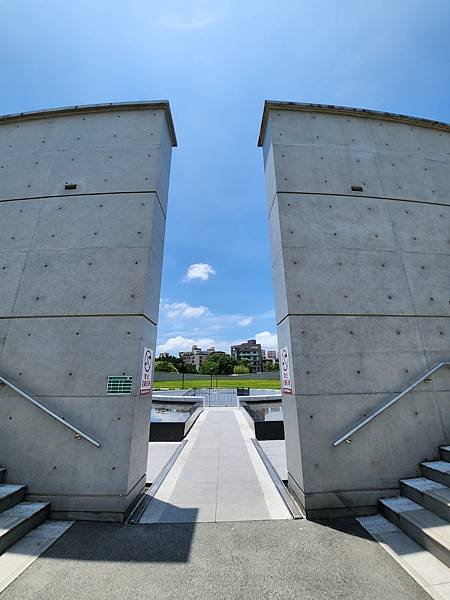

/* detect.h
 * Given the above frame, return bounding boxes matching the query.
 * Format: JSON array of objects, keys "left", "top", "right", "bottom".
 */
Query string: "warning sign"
[
  {"left": 280, "top": 346, "right": 292, "bottom": 394},
  {"left": 140, "top": 347, "right": 153, "bottom": 395}
]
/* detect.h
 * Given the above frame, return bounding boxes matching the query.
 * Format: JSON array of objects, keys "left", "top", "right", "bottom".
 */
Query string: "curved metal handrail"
[
  {"left": 0, "top": 374, "right": 101, "bottom": 448},
  {"left": 333, "top": 361, "right": 450, "bottom": 448}
]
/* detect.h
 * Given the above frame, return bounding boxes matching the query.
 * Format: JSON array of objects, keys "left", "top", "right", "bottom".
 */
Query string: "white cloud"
[
  {"left": 183, "top": 263, "right": 216, "bottom": 282},
  {"left": 255, "top": 331, "right": 278, "bottom": 350},
  {"left": 157, "top": 336, "right": 218, "bottom": 355},
  {"left": 164, "top": 302, "right": 209, "bottom": 319},
  {"left": 238, "top": 316, "right": 253, "bottom": 327},
  {"left": 158, "top": 1, "right": 222, "bottom": 30}
]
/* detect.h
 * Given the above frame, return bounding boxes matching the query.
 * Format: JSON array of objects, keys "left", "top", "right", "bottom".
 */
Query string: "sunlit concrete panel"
[{"left": 260, "top": 101, "right": 450, "bottom": 518}]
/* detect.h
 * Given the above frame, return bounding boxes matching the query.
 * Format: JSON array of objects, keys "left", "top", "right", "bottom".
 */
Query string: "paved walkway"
[
  {"left": 0, "top": 520, "right": 431, "bottom": 600},
  {"left": 140, "top": 408, "right": 291, "bottom": 523}
]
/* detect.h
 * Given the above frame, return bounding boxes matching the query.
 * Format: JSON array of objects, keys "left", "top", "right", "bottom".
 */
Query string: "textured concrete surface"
[
  {"left": 140, "top": 408, "right": 291, "bottom": 523},
  {"left": 0, "top": 519, "right": 432, "bottom": 600},
  {"left": 146, "top": 442, "right": 180, "bottom": 483},
  {"left": 0, "top": 102, "right": 175, "bottom": 519},
  {"left": 260, "top": 101, "right": 450, "bottom": 517}
]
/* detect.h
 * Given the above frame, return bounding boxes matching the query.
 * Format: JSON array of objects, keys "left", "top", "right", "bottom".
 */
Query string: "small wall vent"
[
  {"left": 65, "top": 183, "right": 77, "bottom": 190},
  {"left": 106, "top": 376, "right": 133, "bottom": 395},
  {"left": 351, "top": 185, "right": 364, "bottom": 192}
]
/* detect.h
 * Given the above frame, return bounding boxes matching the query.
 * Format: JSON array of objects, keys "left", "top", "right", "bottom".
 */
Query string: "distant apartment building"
[
  {"left": 262, "top": 349, "right": 279, "bottom": 371},
  {"left": 179, "top": 345, "right": 216, "bottom": 371},
  {"left": 231, "top": 339, "right": 263, "bottom": 373}
]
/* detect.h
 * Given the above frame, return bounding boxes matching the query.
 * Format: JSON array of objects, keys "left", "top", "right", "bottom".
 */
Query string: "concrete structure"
[
  {"left": 0, "top": 101, "right": 176, "bottom": 521},
  {"left": 231, "top": 339, "right": 263, "bottom": 373},
  {"left": 259, "top": 101, "right": 450, "bottom": 518},
  {"left": 179, "top": 345, "right": 216, "bottom": 371}
]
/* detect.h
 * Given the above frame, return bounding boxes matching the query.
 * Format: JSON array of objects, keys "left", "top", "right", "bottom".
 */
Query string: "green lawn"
[{"left": 154, "top": 378, "right": 281, "bottom": 390}]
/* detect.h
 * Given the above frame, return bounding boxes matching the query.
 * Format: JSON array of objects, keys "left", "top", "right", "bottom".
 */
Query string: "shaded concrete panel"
[
  {"left": 288, "top": 389, "right": 448, "bottom": 512},
  {"left": 0, "top": 252, "right": 28, "bottom": 316},
  {"left": 0, "top": 109, "right": 172, "bottom": 210},
  {"left": 0, "top": 145, "right": 162, "bottom": 200},
  {"left": 281, "top": 246, "right": 415, "bottom": 316},
  {"left": 29, "top": 192, "right": 164, "bottom": 252},
  {"left": 0, "top": 103, "right": 174, "bottom": 520},
  {"left": 0, "top": 315, "right": 155, "bottom": 505},
  {"left": 0, "top": 199, "right": 42, "bottom": 251},
  {"left": 271, "top": 144, "right": 450, "bottom": 204},
  {"left": 286, "top": 315, "right": 450, "bottom": 395},
  {"left": 278, "top": 248, "right": 450, "bottom": 318},
  {"left": 403, "top": 253, "right": 450, "bottom": 316},
  {"left": 274, "top": 193, "right": 450, "bottom": 257},
  {"left": 0, "top": 109, "right": 167, "bottom": 158},
  {"left": 10, "top": 248, "right": 153, "bottom": 318},
  {"left": 0, "top": 316, "right": 151, "bottom": 398}
]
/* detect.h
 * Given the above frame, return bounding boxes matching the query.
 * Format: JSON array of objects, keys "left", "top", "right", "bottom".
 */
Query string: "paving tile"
[
  {"left": 217, "top": 481, "right": 264, "bottom": 503},
  {"left": 219, "top": 445, "right": 248, "bottom": 457},
  {"left": 218, "top": 455, "right": 253, "bottom": 468},
  {"left": 216, "top": 500, "right": 271, "bottom": 522},
  {"left": 170, "top": 482, "right": 217, "bottom": 504},
  {"left": 218, "top": 467, "right": 258, "bottom": 482},
  {"left": 177, "top": 467, "right": 218, "bottom": 483},
  {"left": 428, "top": 582, "right": 450, "bottom": 599},
  {"left": 158, "top": 503, "right": 216, "bottom": 524},
  {"left": 184, "top": 456, "right": 219, "bottom": 469},
  {"left": 189, "top": 448, "right": 219, "bottom": 459}
]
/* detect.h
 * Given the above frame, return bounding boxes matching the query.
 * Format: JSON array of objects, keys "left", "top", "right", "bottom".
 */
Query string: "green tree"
[
  {"left": 154, "top": 359, "right": 178, "bottom": 373},
  {"left": 234, "top": 363, "right": 251, "bottom": 375},
  {"left": 265, "top": 361, "right": 280, "bottom": 372},
  {"left": 156, "top": 354, "right": 198, "bottom": 374},
  {"left": 200, "top": 353, "right": 237, "bottom": 375}
]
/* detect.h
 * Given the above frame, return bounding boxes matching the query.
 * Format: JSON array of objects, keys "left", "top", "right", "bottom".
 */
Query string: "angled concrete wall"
[
  {"left": 259, "top": 101, "right": 450, "bottom": 518},
  {"left": 0, "top": 102, "right": 176, "bottom": 520}
]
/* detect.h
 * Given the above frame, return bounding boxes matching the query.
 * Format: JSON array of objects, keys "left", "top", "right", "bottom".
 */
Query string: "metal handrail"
[
  {"left": 0, "top": 374, "right": 101, "bottom": 448},
  {"left": 333, "top": 361, "right": 450, "bottom": 448}
]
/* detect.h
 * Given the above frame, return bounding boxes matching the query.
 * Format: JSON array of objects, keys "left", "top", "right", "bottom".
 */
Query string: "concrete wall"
[
  {"left": 259, "top": 101, "right": 450, "bottom": 518},
  {"left": 0, "top": 102, "right": 176, "bottom": 521}
]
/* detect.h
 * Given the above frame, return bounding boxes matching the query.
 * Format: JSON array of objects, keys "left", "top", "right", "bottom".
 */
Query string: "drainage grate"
[{"left": 106, "top": 376, "right": 133, "bottom": 395}]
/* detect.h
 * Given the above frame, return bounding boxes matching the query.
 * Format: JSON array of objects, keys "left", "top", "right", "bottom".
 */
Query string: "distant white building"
[{"left": 179, "top": 345, "right": 216, "bottom": 371}]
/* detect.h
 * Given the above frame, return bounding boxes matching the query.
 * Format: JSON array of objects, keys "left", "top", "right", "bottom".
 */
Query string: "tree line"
[{"left": 155, "top": 352, "right": 279, "bottom": 375}]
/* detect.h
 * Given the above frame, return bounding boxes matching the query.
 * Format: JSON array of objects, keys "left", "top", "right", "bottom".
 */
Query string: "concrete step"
[
  {"left": 400, "top": 477, "right": 450, "bottom": 522},
  {"left": 0, "top": 502, "right": 50, "bottom": 555},
  {"left": 0, "top": 484, "right": 26, "bottom": 513},
  {"left": 0, "top": 469, "right": 5, "bottom": 484},
  {"left": 379, "top": 496, "right": 450, "bottom": 568},
  {"left": 421, "top": 460, "right": 450, "bottom": 486},
  {"left": 440, "top": 446, "right": 450, "bottom": 462}
]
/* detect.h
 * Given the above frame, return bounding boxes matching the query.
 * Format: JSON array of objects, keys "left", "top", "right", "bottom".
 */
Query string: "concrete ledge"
[
  {"left": 288, "top": 473, "right": 399, "bottom": 519},
  {"left": 258, "top": 100, "right": 450, "bottom": 146},
  {"left": 26, "top": 474, "right": 146, "bottom": 522},
  {"left": 0, "top": 100, "right": 177, "bottom": 146}
]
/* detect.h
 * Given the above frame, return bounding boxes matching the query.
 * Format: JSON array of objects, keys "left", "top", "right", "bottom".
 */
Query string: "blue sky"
[{"left": 2, "top": 1, "right": 450, "bottom": 356}]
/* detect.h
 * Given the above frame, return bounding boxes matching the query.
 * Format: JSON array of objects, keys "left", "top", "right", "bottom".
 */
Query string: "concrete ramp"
[{"left": 138, "top": 408, "right": 292, "bottom": 523}]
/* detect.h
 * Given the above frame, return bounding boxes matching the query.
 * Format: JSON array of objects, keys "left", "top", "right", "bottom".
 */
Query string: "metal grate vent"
[{"left": 107, "top": 376, "right": 133, "bottom": 395}]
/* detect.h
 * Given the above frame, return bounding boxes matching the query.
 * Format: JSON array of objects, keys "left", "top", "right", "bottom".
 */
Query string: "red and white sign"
[
  {"left": 280, "top": 346, "right": 292, "bottom": 394},
  {"left": 140, "top": 347, "right": 153, "bottom": 395}
]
